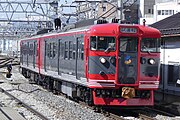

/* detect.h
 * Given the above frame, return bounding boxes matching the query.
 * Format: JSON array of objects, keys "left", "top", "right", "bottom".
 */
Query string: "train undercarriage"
[{"left": 20, "top": 67, "right": 155, "bottom": 106}]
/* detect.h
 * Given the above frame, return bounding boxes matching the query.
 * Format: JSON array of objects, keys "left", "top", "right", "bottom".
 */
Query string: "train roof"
[
  {"left": 20, "top": 25, "right": 91, "bottom": 41},
  {"left": 89, "top": 23, "right": 160, "bottom": 37},
  {"left": 20, "top": 23, "right": 160, "bottom": 41}
]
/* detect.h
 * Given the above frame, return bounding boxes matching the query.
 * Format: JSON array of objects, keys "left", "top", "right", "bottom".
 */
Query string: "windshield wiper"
[
  {"left": 105, "top": 46, "right": 112, "bottom": 53},
  {"left": 120, "top": 41, "right": 128, "bottom": 48},
  {"left": 142, "top": 46, "right": 151, "bottom": 54}
]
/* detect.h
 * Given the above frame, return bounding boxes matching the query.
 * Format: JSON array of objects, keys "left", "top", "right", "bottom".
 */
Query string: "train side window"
[
  {"left": 51, "top": 43, "right": 53, "bottom": 58},
  {"left": 27, "top": 42, "right": 29, "bottom": 55},
  {"left": 60, "top": 42, "right": 64, "bottom": 58},
  {"left": 34, "top": 42, "right": 38, "bottom": 56},
  {"left": 69, "top": 41, "right": 73, "bottom": 59},
  {"left": 77, "top": 40, "right": 84, "bottom": 60},
  {"left": 72, "top": 42, "right": 76, "bottom": 59},
  {"left": 26, "top": 43, "right": 29, "bottom": 55},
  {"left": 46, "top": 41, "right": 57, "bottom": 59},
  {"left": 52, "top": 42, "right": 57, "bottom": 58},
  {"left": 25, "top": 44, "right": 28, "bottom": 55},
  {"left": 81, "top": 42, "right": 84, "bottom": 60},
  {"left": 58, "top": 40, "right": 61, "bottom": 58},
  {"left": 29, "top": 43, "right": 33, "bottom": 56},
  {"left": 64, "top": 41, "right": 68, "bottom": 59},
  {"left": 50, "top": 43, "right": 52, "bottom": 58},
  {"left": 23, "top": 44, "right": 24, "bottom": 55},
  {"left": 47, "top": 42, "right": 51, "bottom": 58},
  {"left": 22, "top": 43, "right": 25, "bottom": 55},
  {"left": 77, "top": 41, "right": 81, "bottom": 59}
]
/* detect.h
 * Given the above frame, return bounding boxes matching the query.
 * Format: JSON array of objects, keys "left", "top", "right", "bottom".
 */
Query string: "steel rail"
[
  {"left": 139, "top": 113, "right": 157, "bottom": 120},
  {"left": 146, "top": 107, "right": 177, "bottom": 117},
  {"left": 0, "top": 87, "right": 49, "bottom": 120},
  {"left": 136, "top": 106, "right": 177, "bottom": 120}
]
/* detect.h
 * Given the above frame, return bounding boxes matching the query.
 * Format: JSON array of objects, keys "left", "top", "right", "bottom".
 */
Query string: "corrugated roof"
[{"left": 150, "top": 12, "right": 180, "bottom": 35}]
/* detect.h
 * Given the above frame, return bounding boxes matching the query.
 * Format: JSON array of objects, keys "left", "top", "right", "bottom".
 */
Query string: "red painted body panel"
[
  {"left": 93, "top": 90, "right": 154, "bottom": 106},
  {"left": 89, "top": 74, "right": 115, "bottom": 80}
]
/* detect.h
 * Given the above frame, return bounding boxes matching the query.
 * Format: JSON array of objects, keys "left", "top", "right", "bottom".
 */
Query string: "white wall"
[
  {"left": 139, "top": 0, "right": 180, "bottom": 25},
  {"left": 161, "top": 39, "right": 180, "bottom": 65},
  {"left": 154, "top": 2, "right": 180, "bottom": 22},
  {"left": 139, "top": 0, "right": 155, "bottom": 25}
]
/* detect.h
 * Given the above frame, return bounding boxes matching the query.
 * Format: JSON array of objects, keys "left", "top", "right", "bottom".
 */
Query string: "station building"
[
  {"left": 140, "top": 0, "right": 180, "bottom": 25},
  {"left": 151, "top": 12, "right": 180, "bottom": 104}
]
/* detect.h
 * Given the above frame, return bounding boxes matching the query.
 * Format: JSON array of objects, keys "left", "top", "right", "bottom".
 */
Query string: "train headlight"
[
  {"left": 148, "top": 58, "right": 155, "bottom": 65},
  {"left": 99, "top": 57, "right": 106, "bottom": 64}
]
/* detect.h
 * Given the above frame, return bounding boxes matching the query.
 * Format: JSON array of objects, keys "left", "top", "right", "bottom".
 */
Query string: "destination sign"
[{"left": 120, "top": 27, "right": 137, "bottom": 33}]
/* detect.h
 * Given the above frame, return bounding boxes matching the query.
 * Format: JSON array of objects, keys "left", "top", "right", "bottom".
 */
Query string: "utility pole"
[{"left": 117, "top": 0, "right": 124, "bottom": 21}]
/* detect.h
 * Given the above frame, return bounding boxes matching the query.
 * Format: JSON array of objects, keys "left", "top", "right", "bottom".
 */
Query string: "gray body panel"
[
  {"left": 21, "top": 40, "right": 38, "bottom": 71},
  {"left": 41, "top": 34, "right": 85, "bottom": 80},
  {"left": 140, "top": 57, "right": 160, "bottom": 77},
  {"left": 88, "top": 56, "right": 116, "bottom": 74}
]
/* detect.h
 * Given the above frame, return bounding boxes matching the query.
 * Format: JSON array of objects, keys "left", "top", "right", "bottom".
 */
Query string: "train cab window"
[
  {"left": 141, "top": 38, "right": 160, "bottom": 53},
  {"left": 90, "top": 36, "right": 115, "bottom": 51},
  {"left": 119, "top": 37, "right": 138, "bottom": 52}
]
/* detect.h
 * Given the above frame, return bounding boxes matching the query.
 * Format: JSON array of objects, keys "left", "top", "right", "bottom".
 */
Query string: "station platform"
[{"left": 0, "top": 67, "right": 29, "bottom": 84}]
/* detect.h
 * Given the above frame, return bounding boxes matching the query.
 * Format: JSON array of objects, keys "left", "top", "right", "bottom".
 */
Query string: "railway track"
[
  {"left": 37, "top": 86, "right": 177, "bottom": 120},
  {"left": 58, "top": 93, "right": 126, "bottom": 120},
  {"left": 0, "top": 81, "right": 176, "bottom": 120},
  {"left": 0, "top": 87, "right": 49, "bottom": 120},
  {"left": 0, "top": 57, "right": 176, "bottom": 120},
  {"left": 132, "top": 106, "right": 177, "bottom": 120},
  {"left": 139, "top": 113, "right": 157, "bottom": 120},
  {"left": 145, "top": 106, "right": 177, "bottom": 117},
  {"left": 0, "top": 56, "right": 20, "bottom": 68}
]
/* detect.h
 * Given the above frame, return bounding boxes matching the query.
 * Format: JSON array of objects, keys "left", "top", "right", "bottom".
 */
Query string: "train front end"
[{"left": 87, "top": 24, "right": 161, "bottom": 106}]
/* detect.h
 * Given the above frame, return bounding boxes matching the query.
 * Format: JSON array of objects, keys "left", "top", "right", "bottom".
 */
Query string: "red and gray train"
[{"left": 20, "top": 22, "right": 161, "bottom": 106}]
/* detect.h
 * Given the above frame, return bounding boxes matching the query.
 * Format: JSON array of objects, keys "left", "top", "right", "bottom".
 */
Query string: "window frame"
[
  {"left": 119, "top": 37, "right": 138, "bottom": 52},
  {"left": 140, "top": 38, "right": 161, "bottom": 53},
  {"left": 90, "top": 36, "right": 116, "bottom": 51}
]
